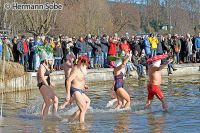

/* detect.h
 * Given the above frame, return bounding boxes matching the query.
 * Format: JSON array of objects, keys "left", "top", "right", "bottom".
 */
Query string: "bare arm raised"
[{"left": 115, "top": 55, "right": 130, "bottom": 72}]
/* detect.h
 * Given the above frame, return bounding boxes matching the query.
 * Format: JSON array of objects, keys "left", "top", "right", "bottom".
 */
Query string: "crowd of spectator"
[{"left": 0, "top": 32, "right": 200, "bottom": 77}]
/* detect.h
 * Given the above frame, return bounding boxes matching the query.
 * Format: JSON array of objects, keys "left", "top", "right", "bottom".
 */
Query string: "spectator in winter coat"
[
  {"left": 75, "top": 36, "right": 87, "bottom": 57},
  {"left": 28, "top": 37, "right": 36, "bottom": 71},
  {"left": 2, "top": 36, "right": 13, "bottom": 61},
  {"left": 108, "top": 36, "right": 117, "bottom": 68},
  {"left": 143, "top": 35, "right": 151, "bottom": 58},
  {"left": 61, "top": 37, "right": 68, "bottom": 59},
  {"left": 172, "top": 34, "right": 181, "bottom": 64},
  {"left": 185, "top": 34, "right": 193, "bottom": 63},
  {"left": 108, "top": 37, "right": 117, "bottom": 56},
  {"left": 101, "top": 34, "right": 109, "bottom": 68},
  {"left": 86, "top": 34, "right": 94, "bottom": 68},
  {"left": 54, "top": 42, "right": 63, "bottom": 70},
  {"left": 149, "top": 33, "right": 159, "bottom": 57},
  {"left": 157, "top": 35, "right": 164, "bottom": 55},
  {"left": 93, "top": 38, "right": 102, "bottom": 68},
  {"left": 0, "top": 38, "right": 2, "bottom": 60},
  {"left": 17, "top": 35, "right": 29, "bottom": 70},
  {"left": 195, "top": 33, "right": 200, "bottom": 52},
  {"left": 12, "top": 36, "right": 19, "bottom": 62},
  {"left": 132, "top": 51, "right": 145, "bottom": 78},
  {"left": 34, "top": 36, "right": 44, "bottom": 70},
  {"left": 120, "top": 38, "right": 131, "bottom": 55}
]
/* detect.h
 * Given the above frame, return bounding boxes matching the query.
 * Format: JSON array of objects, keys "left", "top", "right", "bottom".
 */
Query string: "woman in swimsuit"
[
  {"left": 37, "top": 55, "right": 59, "bottom": 120},
  {"left": 112, "top": 55, "right": 131, "bottom": 109}
]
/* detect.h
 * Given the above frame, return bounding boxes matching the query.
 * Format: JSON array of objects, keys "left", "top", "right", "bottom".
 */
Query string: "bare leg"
[
  {"left": 160, "top": 98, "right": 168, "bottom": 111},
  {"left": 116, "top": 88, "right": 131, "bottom": 109},
  {"left": 74, "top": 92, "right": 87, "bottom": 123},
  {"left": 60, "top": 97, "right": 74, "bottom": 109},
  {"left": 39, "top": 86, "right": 53, "bottom": 120},
  {"left": 82, "top": 94, "right": 90, "bottom": 110},
  {"left": 144, "top": 99, "right": 152, "bottom": 110},
  {"left": 122, "top": 99, "right": 127, "bottom": 108},
  {"left": 68, "top": 109, "right": 81, "bottom": 122},
  {"left": 42, "top": 99, "right": 51, "bottom": 120},
  {"left": 115, "top": 95, "right": 122, "bottom": 109},
  {"left": 41, "top": 102, "right": 45, "bottom": 116},
  {"left": 52, "top": 96, "right": 59, "bottom": 117}
]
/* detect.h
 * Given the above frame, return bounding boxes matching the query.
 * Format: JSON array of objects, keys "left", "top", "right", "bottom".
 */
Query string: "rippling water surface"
[{"left": 0, "top": 75, "right": 200, "bottom": 133}]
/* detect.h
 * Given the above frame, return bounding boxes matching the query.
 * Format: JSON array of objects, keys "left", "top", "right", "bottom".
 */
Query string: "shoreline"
[{"left": 0, "top": 63, "right": 200, "bottom": 93}]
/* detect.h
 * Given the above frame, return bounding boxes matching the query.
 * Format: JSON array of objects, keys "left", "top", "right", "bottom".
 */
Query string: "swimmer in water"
[
  {"left": 37, "top": 54, "right": 59, "bottom": 120},
  {"left": 145, "top": 55, "right": 173, "bottom": 111},
  {"left": 60, "top": 53, "right": 76, "bottom": 109},
  {"left": 64, "top": 55, "right": 90, "bottom": 123},
  {"left": 111, "top": 55, "right": 131, "bottom": 109}
]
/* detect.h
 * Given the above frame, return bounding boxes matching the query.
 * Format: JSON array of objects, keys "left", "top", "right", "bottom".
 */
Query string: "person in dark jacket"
[
  {"left": 157, "top": 35, "right": 164, "bottom": 55},
  {"left": 101, "top": 34, "right": 109, "bottom": 68},
  {"left": 12, "top": 36, "right": 20, "bottom": 62},
  {"left": 28, "top": 37, "right": 36, "bottom": 71},
  {"left": 86, "top": 34, "right": 94, "bottom": 68},
  {"left": 61, "top": 37, "right": 68, "bottom": 61},
  {"left": 54, "top": 42, "right": 63, "bottom": 70},
  {"left": 75, "top": 36, "right": 87, "bottom": 57},
  {"left": 143, "top": 35, "right": 151, "bottom": 58},
  {"left": 17, "top": 35, "right": 29, "bottom": 71},
  {"left": 132, "top": 51, "right": 145, "bottom": 78},
  {"left": 93, "top": 38, "right": 102, "bottom": 68}
]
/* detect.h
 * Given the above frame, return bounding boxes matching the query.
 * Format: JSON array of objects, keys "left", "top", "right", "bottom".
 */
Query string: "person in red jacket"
[
  {"left": 120, "top": 38, "right": 131, "bottom": 55},
  {"left": 108, "top": 36, "right": 118, "bottom": 68},
  {"left": 108, "top": 37, "right": 117, "bottom": 56}
]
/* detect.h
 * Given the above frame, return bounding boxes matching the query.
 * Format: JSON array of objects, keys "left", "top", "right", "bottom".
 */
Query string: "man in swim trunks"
[
  {"left": 60, "top": 53, "right": 76, "bottom": 109},
  {"left": 65, "top": 55, "right": 90, "bottom": 123},
  {"left": 145, "top": 58, "right": 172, "bottom": 111}
]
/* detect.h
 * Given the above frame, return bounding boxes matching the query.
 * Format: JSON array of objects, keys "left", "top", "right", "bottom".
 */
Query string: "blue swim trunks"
[{"left": 70, "top": 87, "right": 84, "bottom": 97}]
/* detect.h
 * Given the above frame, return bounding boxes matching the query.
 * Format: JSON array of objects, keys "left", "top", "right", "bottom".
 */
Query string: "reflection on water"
[
  {"left": 113, "top": 112, "right": 130, "bottom": 133},
  {"left": 68, "top": 123, "right": 89, "bottom": 133},
  {"left": 147, "top": 112, "right": 165, "bottom": 133},
  {"left": 41, "top": 121, "right": 60, "bottom": 133},
  {"left": 0, "top": 75, "right": 200, "bottom": 132}
]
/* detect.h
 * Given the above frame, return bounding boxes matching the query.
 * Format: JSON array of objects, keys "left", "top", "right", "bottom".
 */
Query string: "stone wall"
[{"left": 0, "top": 63, "right": 200, "bottom": 93}]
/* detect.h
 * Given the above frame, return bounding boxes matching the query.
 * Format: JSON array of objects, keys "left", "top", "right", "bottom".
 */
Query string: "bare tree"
[
  {"left": 56, "top": 0, "right": 113, "bottom": 36},
  {"left": 110, "top": 2, "right": 140, "bottom": 35}
]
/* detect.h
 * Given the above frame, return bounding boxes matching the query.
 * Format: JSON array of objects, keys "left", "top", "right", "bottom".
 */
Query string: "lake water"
[{"left": 0, "top": 75, "right": 200, "bottom": 133}]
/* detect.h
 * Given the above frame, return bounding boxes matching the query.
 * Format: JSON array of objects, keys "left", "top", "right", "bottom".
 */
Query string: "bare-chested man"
[
  {"left": 145, "top": 57, "right": 172, "bottom": 111},
  {"left": 65, "top": 55, "right": 90, "bottom": 123},
  {"left": 60, "top": 53, "right": 76, "bottom": 109}
]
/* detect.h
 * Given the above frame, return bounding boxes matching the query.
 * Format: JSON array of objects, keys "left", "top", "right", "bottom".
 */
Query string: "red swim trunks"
[{"left": 147, "top": 84, "right": 164, "bottom": 100}]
